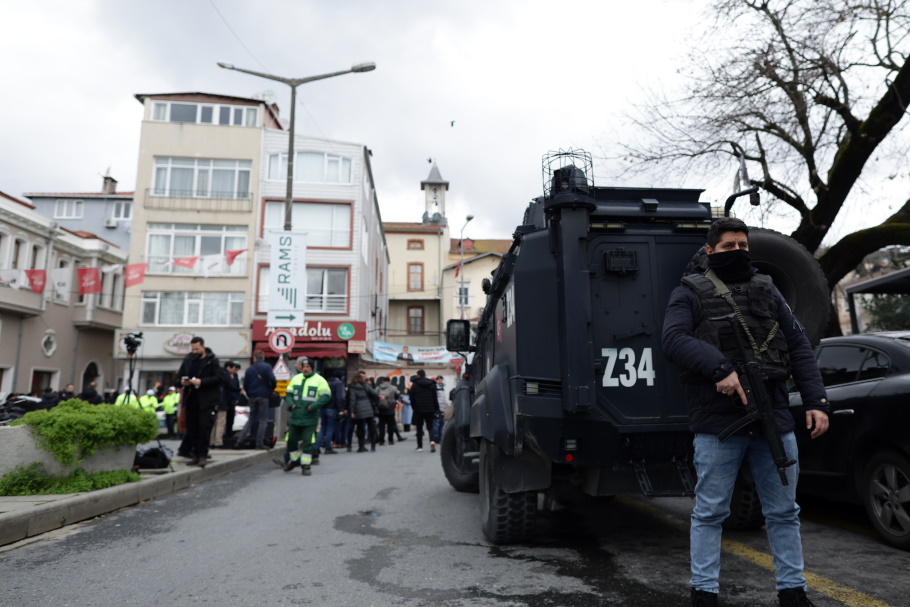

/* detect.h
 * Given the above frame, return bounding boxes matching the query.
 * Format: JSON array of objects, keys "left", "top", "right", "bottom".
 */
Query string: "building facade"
[{"left": 0, "top": 191, "right": 126, "bottom": 397}]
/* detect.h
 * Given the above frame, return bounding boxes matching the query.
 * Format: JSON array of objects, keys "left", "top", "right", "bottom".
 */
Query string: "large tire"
[
  {"left": 441, "top": 421, "right": 479, "bottom": 493},
  {"left": 684, "top": 227, "right": 829, "bottom": 345},
  {"left": 479, "top": 440, "right": 537, "bottom": 544},
  {"left": 861, "top": 451, "right": 910, "bottom": 550},
  {"left": 725, "top": 467, "right": 765, "bottom": 530}
]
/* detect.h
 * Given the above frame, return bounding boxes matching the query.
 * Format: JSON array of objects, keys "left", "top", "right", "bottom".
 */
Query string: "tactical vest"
[{"left": 679, "top": 272, "right": 790, "bottom": 383}]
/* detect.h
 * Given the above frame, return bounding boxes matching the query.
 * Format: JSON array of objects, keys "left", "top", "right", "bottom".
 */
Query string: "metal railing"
[{"left": 144, "top": 189, "right": 253, "bottom": 212}]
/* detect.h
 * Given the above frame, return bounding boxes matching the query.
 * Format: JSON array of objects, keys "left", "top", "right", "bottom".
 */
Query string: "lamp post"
[
  {"left": 217, "top": 61, "right": 376, "bottom": 230},
  {"left": 459, "top": 214, "right": 474, "bottom": 319}
]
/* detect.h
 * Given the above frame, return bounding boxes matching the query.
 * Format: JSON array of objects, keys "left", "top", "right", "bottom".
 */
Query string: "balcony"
[
  {"left": 144, "top": 189, "right": 252, "bottom": 213},
  {"left": 72, "top": 305, "right": 123, "bottom": 331},
  {"left": 0, "top": 285, "right": 43, "bottom": 316}
]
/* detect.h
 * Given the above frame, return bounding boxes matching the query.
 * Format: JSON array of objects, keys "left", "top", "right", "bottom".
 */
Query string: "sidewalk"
[{"left": 0, "top": 440, "right": 282, "bottom": 547}]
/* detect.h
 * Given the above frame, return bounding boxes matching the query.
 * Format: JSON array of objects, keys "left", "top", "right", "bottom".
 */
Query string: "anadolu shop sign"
[{"left": 252, "top": 320, "right": 366, "bottom": 343}]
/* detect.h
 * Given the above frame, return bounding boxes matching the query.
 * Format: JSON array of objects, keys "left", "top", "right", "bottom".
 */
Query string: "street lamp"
[
  {"left": 459, "top": 214, "right": 474, "bottom": 319},
  {"left": 217, "top": 61, "right": 376, "bottom": 230}
]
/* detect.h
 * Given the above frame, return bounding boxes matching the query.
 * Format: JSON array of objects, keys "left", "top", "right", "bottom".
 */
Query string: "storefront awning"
[{"left": 254, "top": 341, "right": 349, "bottom": 359}]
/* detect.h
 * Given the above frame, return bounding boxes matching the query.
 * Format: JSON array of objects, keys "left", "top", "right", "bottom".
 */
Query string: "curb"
[{"left": 0, "top": 447, "right": 279, "bottom": 547}]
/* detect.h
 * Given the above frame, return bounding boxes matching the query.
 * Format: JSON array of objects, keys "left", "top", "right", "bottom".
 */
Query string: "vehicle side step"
[{"left": 632, "top": 460, "right": 696, "bottom": 498}]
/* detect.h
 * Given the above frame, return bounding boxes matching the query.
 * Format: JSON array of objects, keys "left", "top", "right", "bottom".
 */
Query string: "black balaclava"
[{"left": 707, "top": 249, "right": 754, "bottom": 283}]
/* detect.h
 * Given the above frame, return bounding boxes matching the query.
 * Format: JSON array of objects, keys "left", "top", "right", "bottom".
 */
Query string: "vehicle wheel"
[
  {"left": 683, "top": 227, "right": 829, "bottom": 346},
  {"left": 861, "top": 451, "right": 910, "bottom": 550},
  {"left": 725, "top": 467, "right": 765, "bottom": 530},
  {"left": 441, "top": 421, "right": 479, "bottom": 493},
  {"left": 479, "top": 440, "right": 537, "bottom": 544}
]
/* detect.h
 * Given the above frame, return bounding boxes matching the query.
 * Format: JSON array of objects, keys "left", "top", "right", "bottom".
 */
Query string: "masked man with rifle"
[{"left": 662, "top": 217, "right": 829, "bottom": 607}]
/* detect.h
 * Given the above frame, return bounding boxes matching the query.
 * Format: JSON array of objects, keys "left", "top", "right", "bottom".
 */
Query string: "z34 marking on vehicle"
[{"left": 601, "top": 347, "right": 656, "bottom": 387}]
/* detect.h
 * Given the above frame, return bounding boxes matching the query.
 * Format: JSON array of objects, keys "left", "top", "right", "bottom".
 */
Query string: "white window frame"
[
  {"left": 111, "top": 201, "right": 132, "bottom": 220},
  {"left": 263, "top": 201, "right": 351, "bottom": 247},
  {"left": 153, "top": 157, "right": 252, "bottom": 199},
  {"left": 150, "top": 101, "right": 258, "bottom": 127},
  {"left": 457, "top": 281, "right": 470, "bottom": 307},
  {"left": 257, "top": 266, "right": 348, "bottom": 314},
  {"left": 54, "top": 199, "right": 83, "bottom": 219},
  {"left": 266, "top": 151, "right": 353, "bottom": 184},
  {"left": 145, "top": 223, "right": 247, "bottom": 275},
  {"left": 140, "top": 291, "right": 245, "bottom": 327}
]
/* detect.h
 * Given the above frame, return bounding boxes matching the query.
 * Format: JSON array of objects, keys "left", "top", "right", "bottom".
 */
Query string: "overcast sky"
[{"left": 1, "top": 0, "right": 729, "bottom": 240}]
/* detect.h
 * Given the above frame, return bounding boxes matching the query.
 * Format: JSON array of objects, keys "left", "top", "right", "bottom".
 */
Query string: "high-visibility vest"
[
  {"left": 139, "top": 395, "right": 159, "bottom": 412},
  {"left": 161, "top": 393, "right": 180, "bottom": 414},
  {"left": 114, "top": 393, "right": 140, "bottom": 407}
]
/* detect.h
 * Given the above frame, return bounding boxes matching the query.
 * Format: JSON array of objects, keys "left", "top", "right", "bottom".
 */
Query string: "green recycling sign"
[{"left": 336, "top": 323, "right": 356, "bottom": 340}]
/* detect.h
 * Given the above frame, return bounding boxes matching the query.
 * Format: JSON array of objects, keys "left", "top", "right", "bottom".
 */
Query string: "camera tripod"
[{"left": 124, "top": 334, "right": 174, "bottom": 473}]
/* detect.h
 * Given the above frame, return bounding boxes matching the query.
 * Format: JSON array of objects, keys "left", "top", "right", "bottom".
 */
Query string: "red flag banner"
[
  {"left": 24, "top": 269, "right": 47, "bottom": 294},
  {"left": 125, "top": 263, "right": 147, "bottom": 288},
  {"left": 225, "top": 249, "right": 246, "bottom": 265},
  {"left": 77, "top": 267, "right": 102, "bottom": 295},
  {"left": 171, "top": 256, "right": 198, "bottom": 269},
  {"left": 454, "top": 262, "right": 461, "bottom": 278}
]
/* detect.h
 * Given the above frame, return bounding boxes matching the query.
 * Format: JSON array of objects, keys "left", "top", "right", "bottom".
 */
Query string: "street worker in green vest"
[
  {"left": 161, "top": 386, "right": 180, "bottom": 438},
  {"left": 282, "top": 357, "right": 330, "bottom": 476},
  {"left": 139, "top": 389, "right": 159, "bottom": 413},
  {"left": 114, "top": 391, "right": 140, "bottom": 407}
]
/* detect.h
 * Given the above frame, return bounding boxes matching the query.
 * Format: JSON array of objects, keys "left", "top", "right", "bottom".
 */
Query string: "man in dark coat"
[
  {"left": 662, "top": 217, "right": 829, "bottom": 607},
  {"left": 77, "top": 381, "right": 102, "bottom": 404},
  {"left": 175, "top": 336, "right": 223, "bottom": 467},
  {"left": 238, "top": 349, "right": 276, "bottom": 449},
  {"left": 407, "top": 369, "right": 439, "bottom": 452}
]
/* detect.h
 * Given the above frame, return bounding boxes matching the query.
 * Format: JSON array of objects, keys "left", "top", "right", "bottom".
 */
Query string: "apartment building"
[{"left": 0, "top": 191, "right": 126, "bottom": 396}]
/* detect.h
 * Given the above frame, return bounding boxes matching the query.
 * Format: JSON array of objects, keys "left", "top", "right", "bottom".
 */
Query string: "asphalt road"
[{"left": 1, "top": 435, "right": 908, "bottom": 607}]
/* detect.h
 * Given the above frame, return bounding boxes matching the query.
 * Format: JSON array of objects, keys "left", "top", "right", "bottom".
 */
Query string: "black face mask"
[{"left": 707, "top": 249, "right": 754, "bottom": 283}]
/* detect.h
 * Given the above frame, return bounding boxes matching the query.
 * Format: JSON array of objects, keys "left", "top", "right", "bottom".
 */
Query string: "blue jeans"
[
  {"left": 236, "top": 396, "right": 269, "bottom": 448},
  {"left": 316, "top": 408, "right": 337, "bottom": 451},
  {"left": 690, "top": 432, "right": 805, "bottom": 593}
]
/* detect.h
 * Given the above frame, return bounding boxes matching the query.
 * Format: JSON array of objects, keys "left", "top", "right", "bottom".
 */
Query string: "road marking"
[{"left": 618, "top": 496, "right": 893, "bottom": 607}]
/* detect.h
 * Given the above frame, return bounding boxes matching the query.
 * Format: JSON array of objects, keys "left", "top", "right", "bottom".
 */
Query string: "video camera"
[{"left": 123, "top": 332, "right": 144, "bottom": 355}]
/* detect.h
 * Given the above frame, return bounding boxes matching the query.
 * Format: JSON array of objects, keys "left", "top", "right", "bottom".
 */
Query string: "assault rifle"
[{"left": 714, "top": 314, "right": 796, "bottom": 485}]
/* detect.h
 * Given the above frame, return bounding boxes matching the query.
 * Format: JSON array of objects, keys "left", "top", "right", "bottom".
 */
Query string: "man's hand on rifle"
[
  {"left": 715, "top": 371, "right": 748, "bottom": 404},
  {"left": 806, "top": 409, "right": 829, "bottom": 439}
]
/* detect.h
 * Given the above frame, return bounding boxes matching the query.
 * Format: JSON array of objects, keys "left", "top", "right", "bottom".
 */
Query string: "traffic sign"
[
  {"left": 269, "top": 329, "right": 295, "bottom": 354},
  {"left": 273, "top": 357, "right": 291, "bottom": 380}
]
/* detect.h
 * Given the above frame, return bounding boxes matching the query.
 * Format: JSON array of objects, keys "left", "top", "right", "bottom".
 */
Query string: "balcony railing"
[{"left": 144, "top": 189, "right": 252, "bottom": 212}]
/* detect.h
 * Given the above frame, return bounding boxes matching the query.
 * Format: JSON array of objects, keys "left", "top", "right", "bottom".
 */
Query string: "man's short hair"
[
  {"left": 706, "top": 217, "right": 749, "bottom": 248},
  {"left": 377, "top": 376, "right": 389, "bottom": 383},
  {"left": 358, "top": 370, "right": 367, "bottom": 376},
  {"left": 417, "top": 369, "right": 426, "bottom": 378},
  {"left": 190, "top": 336, "right": 205, "bottom": 346},
  {"left": 225, "top": 361, "right": 239, "bottom": 369},
  {"left": 253, "top": 349, "right": 265, "bottom": 361}
]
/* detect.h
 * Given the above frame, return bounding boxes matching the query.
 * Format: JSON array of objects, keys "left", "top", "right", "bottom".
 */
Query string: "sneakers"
[
  {"left": 778, "top": 588, "right": 816, "bottom": 607},
  {"left": 324, "top": 448, "right": 337, "bottom": 454},
  {"left": 690, "top": 588, "right": 718, "bottom": 607},
  {"left": 301, "top": 466, "right": 312, "bottom": 476},
  {"left": 357, "top": 446, "right": 368, "bottom": 453},
  {"left": 283, "top": 460, "right": 299, "bottom": 472},
  {"left": 430, "top": 441, "right": 436, "bottom": 453},
  {"left": 415, "top": 447, "right": 424, "bottom": 452},
  {"left": 271, "top": 458, "right": 285, "bottom": 468}
]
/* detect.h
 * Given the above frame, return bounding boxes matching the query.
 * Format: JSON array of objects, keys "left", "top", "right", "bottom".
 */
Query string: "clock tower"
[{"left": 421, "top": 162, "right": 449, "bottom": 225}]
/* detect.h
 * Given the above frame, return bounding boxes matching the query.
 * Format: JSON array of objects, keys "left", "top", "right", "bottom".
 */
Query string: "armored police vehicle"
[{"left": 441, "top": 149, "right": 828, "bottom": 544}]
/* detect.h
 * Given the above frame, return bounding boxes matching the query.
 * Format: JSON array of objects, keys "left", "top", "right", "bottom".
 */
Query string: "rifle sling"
[{"left": 704, "top": 269, "right": 779, "bottom": 361}]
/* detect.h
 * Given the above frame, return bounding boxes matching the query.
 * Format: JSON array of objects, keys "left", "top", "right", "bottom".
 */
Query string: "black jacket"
[
  {"left": 347, "top": 383, "right": 379, "bottom": 420},
  {"left": 327, "top": 377, "right": 345, "bottom": 411},
  {"left": 220, "top": 370, "right": 241, "bottom": 412},
  {"left": 176, "top": 347, "right": 224, "bottom": 409},
  {"left": 408, "top": 376, "right": 439, "bottom": 414},
  {"left": 662, "top": 276, "right": 828, "bottom": 435}
]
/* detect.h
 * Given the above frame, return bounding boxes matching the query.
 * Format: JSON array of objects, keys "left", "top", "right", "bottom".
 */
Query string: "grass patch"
[
  {"left": 0, "top": 463, "right": 141, "bottom": 496},
  {"left": 10, "top": 398, "right": 158, "bottom": 465}
]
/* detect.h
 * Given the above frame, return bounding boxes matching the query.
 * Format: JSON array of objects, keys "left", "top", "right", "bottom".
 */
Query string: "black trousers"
[
  {"left": 412, "top": 411, "right": 436, "bottom": 448},
  {"left": 354, "top": 418, "right": 377, "bottom": 448},
  {"left": 185, "top": 401, "right": 215, "bottom": 458},
  {"left": 377, "top": 414, "right": 398, "bottom": 442}
]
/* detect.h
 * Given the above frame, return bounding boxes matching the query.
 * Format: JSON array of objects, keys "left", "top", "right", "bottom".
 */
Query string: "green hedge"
[
  {"left": 0, "top": 463, "right": 141, "bottom": 496},
  {"left": 11, "top": 398, "right": 158, "bottom": 465}
]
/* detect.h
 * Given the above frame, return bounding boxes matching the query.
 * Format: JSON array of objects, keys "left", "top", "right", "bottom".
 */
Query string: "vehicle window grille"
[{"left": 521, "top": 379, "right": 562, "bottom": 397}]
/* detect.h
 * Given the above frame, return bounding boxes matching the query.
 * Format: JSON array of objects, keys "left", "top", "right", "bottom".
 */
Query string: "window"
[
  {"left": 816, "top": 345, "right": 889, "bottom": 387},
  {"left": 267, "top": 151, "right": 352, "bottom": 183},
  {"left": 28, "top": 244, "right": 44, "bottom": 270},
  {"left": 408, "top": 306, "right": 425, "bottom": 334},
  {"left": 258, "top": 266, "right": 348, "bottom": 314},
  {"left": 146, "top": 223, "right": 247, "bottom": 275},
  {"left": 141, "top": 291, "right": 244, "bottom": 326},
  {"left": 54, "top": 199, "right": 83, "bottom": 219},
  {"left": 150, "top": 101, "right": 258, "bottom": 126},
  {"left": 407, "top": 239, "right": 424, "bottom": 250},
  {"left": 263, "top": 201, "right": 351, "bottom": 247},
  {"left": 112, "top": 201, "right": 132, "bottom": 220},
  {"left": 111, "top": 273, "right": 124, "bottom": 310},
  {"left": 153, "top": 157, "right": 251, "bottom": 199},
  {"left": 54, "top": 258, "right": 70, "bottom": 304},
  {"left": 408, "top": 263, "right": 423, "bottom": 291},
  {"left": 457, "top": 281, "right": 470, "bottom": 307},
  {"left": 11, "top": 239, "right": 24, "bottom": 270}
]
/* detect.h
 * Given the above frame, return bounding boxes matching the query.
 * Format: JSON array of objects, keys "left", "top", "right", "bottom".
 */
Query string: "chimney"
[{"left": 102, "top": 175, "right": 117, "bottom": 195}]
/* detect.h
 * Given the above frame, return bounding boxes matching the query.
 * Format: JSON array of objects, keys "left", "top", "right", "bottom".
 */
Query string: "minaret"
[{"left": 421, "top": 162, "right": 449, "bottom": 225}]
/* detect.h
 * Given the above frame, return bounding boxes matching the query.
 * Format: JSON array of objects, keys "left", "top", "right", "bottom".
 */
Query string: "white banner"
[
  {"left": 50, "top": 267, "right": 72, "bottom": 303},
  {"left": 0, "top": 269, "right": 22, "bottom": 290},
  {"left": 267, "top": 230, "right": 307, "bottom": 328},
  {"left": 200, "top": 254, "right": 224, "bottom": 277}
]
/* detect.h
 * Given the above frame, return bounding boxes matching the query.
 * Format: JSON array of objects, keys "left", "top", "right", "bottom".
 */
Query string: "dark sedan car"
[{"left": 789, "top": 332, "right": 910, "bottom": 549}]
